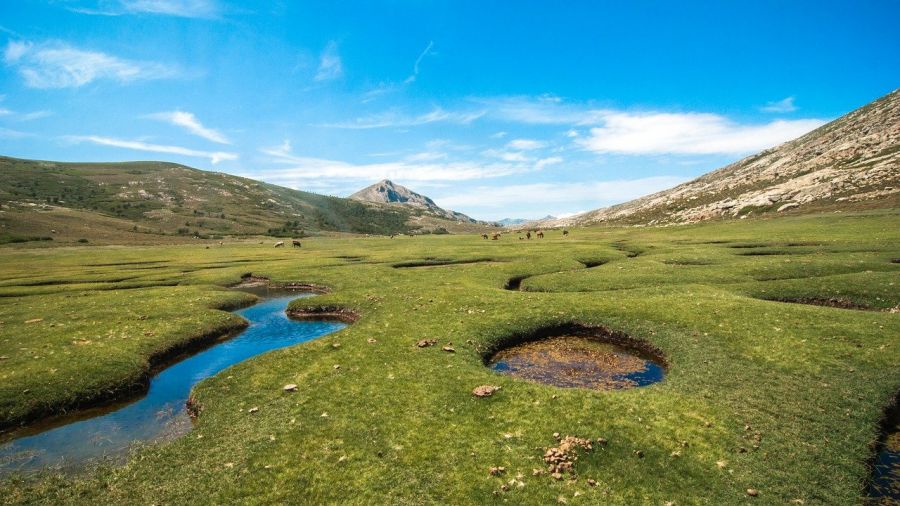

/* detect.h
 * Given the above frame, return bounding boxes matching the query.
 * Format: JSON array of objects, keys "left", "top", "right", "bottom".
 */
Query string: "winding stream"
[{"left": 0, "top": 291, "right": 345, "bottom": 474}]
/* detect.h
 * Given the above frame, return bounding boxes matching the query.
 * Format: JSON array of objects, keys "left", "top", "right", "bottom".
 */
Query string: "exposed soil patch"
[
  {"left": 735, "top": 249, "right": 798, "bottom": 256},
  {"left": 231, "top": 274, "right": 330, "bottom": 294},
  {"left": 504, "top": 275, "right": 529, "bottom": 291},
  {"left": 392, "top": 258, "right": 501, "bottom": 268},
  {"left": 486, "top": 324, "right": 666, "bottom": 391},
  {"left": 663, "top": 259, "right": 715, "bottom": 266},
  {"left": 759, "top": 296, "right": 877, "bottom": 311},
  {"left": 728, "top": 243, "right": 771, "bottom": 249},
  {"left": 85, "top": 260, "right": 169, "bottom": 267},
  {"left": 287, "top": 305, "right": 360, "bottom": 324},
  {"left": 332, "top": 255, "right": 366, "bottom": 262},
  {"left": 577, "top": 260, "right": 607, "bottom": 268}
]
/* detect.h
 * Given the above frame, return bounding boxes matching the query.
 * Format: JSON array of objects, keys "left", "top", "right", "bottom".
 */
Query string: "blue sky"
[{"left": 1, "top": 1, "right": 898, "bottom": 220}]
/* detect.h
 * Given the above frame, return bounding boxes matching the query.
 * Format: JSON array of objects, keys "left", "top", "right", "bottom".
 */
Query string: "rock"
[
  {"left": 367, "top": 338, "right": 377, "bottom": 344},
  {"left": 472, "top": 385, "right": 500, "bottom": 397},
  {"left": 777, "top": 202, "right": 800, "bottom": 212},
  {"left": 248, "top": 407, "right": 259, "bottom": 414},
  {"left": 489, "top": 466, "right": 506, "bottom": 476},
  {"left": 416, "top": 339, "right": 437, "bottom": 348},
  {"left": 586, "top": 479, "right": 597, "bottom": 487},
  {"left": 716, "top": 460, "right": 727, "bottom": 469},
  {"left": 25, "top": 318, "right": 43, "bottom": 324},
  {"left": 283, "top": 384, "right": 298, "bottom": 392},
  {"left": 442, "top": 345, "right": 455, "bottom": 353},
  {"left": 746, "top": 489, "right": 759, "bottom": 497}
]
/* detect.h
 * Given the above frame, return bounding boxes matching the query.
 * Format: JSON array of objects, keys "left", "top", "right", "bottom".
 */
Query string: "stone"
[
  {"left": 283, "top": 384, "right": 298, "bottom": 392},
  {"left": 777, "top": 202, "right": 800, "bottom": 212},
  {"left": 472, "top": 385, "right": 500, "bottom": 397}
]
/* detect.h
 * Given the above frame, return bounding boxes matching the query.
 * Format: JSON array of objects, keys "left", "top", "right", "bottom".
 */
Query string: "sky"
[{"left": 1, "top": 1, "right": 898, "bottom": 221}]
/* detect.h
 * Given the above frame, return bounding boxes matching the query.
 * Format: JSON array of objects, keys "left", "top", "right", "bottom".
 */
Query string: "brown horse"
[
  {"left": 292, "top": 240, "right": 302, "bottom": 248},
  {"left": 536, "top": 231, "right": 544, "bottom": 239},
  {"left": 482, "top": 233, "right": 489, "bottom": 240},
  {"left": 562, "top": 230, "right": 569, "bottom": 237},
  {"left": 526, "top": 232, "right": 532, "bottom": 240},
  {"left": 491, "top": 233, "right": 501, "bottom": 240}
]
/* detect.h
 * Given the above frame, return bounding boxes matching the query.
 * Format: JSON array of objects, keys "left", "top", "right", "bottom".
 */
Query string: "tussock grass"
[{"left": 0, "top": 211, "right": 897, "bottom": 504}]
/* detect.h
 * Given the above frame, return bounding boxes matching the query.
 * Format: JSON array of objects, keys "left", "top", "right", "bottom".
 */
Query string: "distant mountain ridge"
[
  {"left": 0, "top": 157, "right": 492, "bottom": 245},
  {"left": 350, "top": 179, "right": 480, "bottom": 223},
  {"left": 542, "top": 88, "right": 900, "bottom": 227}
]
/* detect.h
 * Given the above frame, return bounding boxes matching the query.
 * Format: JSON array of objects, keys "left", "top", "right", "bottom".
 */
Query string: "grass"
[{"left": 0, "top": 210, "right": 898, "bottom": 504}]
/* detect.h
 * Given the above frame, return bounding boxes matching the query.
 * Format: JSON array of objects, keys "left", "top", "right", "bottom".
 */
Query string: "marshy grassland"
[{"left": 0, "top": 210, "right": 898, "bottom": 504}]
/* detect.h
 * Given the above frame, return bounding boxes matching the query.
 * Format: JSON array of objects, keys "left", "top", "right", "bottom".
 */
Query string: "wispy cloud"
[
  {"left": 256, "top": 140, "right": 551, "bottom": 186},
  {"left": 404, "top": 40, "right": 434, "bottom": 84},
  {"left": 0, "top": 127, "right": 32, "bottom": 139},
  {"left": 437, "top": 176, "right": 687, "bottom": 209},
  {"left": 67, "top": 0, "right": 221, "bottom": 18},
  {"left": 507, "top": 139, "right": 547, "bottom": 150},
  {"left": 577, "top": 111, "right": 824, "bottom": 155},
  {"left": 3, "top": 40, "right": 178, "bottom": 89},
  {"left": 70, "top": 135, "right": 237, "bottom": 164},
  {"left": 146, "top": 110, "right": 230, "bottom": 144},
  {"left": 761, "top": 96, "right": 798, "bottom": 113},
  {"left": 320, "top": 107, "right": 484, "bottom": 129},
  {"left": 315, "top": 41, "right": 343, "bottom": 81}
]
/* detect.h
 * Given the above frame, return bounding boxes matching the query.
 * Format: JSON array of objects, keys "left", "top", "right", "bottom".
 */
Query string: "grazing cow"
[
  {"left": 482, "top": 233, "right": 489, "bottom": 240},
  {"left": 537, "top": 231, "right": 544, "bottom": 239},
  {"left": 526, "top": 232, "right": 532, "bottom": 240},
  {"left": 292, "top": 240, "right": 302, "bottom": 248},
  {"left": 562, "top": 230, "right": 569, "bottom": 237},
  {"left": 492, "top": 233, "right": 501, "bottom": 240},
  {"left": 274, "top": 241, "right": 285, "bottom": 248}
]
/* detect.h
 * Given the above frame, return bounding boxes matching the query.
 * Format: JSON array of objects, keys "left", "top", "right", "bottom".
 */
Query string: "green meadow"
[{"left": 0, "top": 211, "right": 898, "bottom": 504}]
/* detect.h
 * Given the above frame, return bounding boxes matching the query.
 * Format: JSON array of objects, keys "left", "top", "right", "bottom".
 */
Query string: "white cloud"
[
  {"left": 70, "top": 135, "right": 237, "bottom": 164},
  {"left": 68, "top": 0, "right": 220, "bottom": 18},
  {"left": 404, "top": 40, "right": 434, "bottom": 84},
  {"left": 483, "top": 149, "right": 530, "bottom": 162},
  {"left": 761, "top": 96, "right": 798, "bottom": 113},
  {"left": 4, "top": 40, "right": 178, "bottom": 89},
  {"left": 0, "top": 127, "right": 31, "bottom": 139},
  {"left": 0, "top": 108, "right": 11, "bottom": 116},
  {"left": 577, "top": 111, "right": 824, "bottom": 155},
  {"left": 315, "top": 41, "right": 343, "bottom": 81},
  {"left": 405, "top": 151, "right": 447, "bottom": 162},
  {"left": 320, "top": 107, "right": 484, "bottom": 129},
  {"left": 121, "top": 0, "right": 219, "bottom": 17},
  {"left": 146, "top": 110, "right": 230, "bottom": 144},
  {"left": 507, "top": 139, "right": 547, "bottom": 150},
  {"left": 256, "top": 141, "right": 552, "bottom": 186},
  {"left": 437, "top": 176, "right": 687, "bottom": 209},
  {"left": 18, "top": 110, "right": 52, "bottom": 121}
]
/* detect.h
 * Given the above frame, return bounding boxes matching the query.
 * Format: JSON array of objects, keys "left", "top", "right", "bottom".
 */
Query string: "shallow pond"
[
  {"left": 0, "top": 292, "right": 345, "bottom": 474},
  {"left": 489, "top": 336, "right": 665, "bottom": 390}
]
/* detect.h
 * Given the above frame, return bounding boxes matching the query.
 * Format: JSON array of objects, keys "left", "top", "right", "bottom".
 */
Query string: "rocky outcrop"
[{"left": 350, "top": 179, "right": 478, "bottom": 222}]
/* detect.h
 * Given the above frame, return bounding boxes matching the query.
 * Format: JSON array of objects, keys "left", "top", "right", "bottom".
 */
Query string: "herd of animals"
[
  {"left": 271, "top": 229, "right": 571, "bottom": 247},
  {"left": 481, "top": 229, "right": 568, "bottom": 241}
]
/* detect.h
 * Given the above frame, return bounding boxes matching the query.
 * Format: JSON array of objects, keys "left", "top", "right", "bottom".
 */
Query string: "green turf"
[{"left": 0, "top": 211, "right": 898, "bottom": 504}]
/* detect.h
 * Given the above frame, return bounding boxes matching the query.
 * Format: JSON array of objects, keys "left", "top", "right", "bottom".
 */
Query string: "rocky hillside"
[
  {"left": 0, "top": 157, "right": 462, "bottom": 244},
  {"left": 547, "top": 88, "right": 900, "bottom": 227},
  {"left": 350, "top": 179, "right": 479, "bottom": 223}
]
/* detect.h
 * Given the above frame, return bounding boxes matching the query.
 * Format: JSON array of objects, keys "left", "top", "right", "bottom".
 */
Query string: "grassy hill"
[{"left": 0, "top": 157, "right": 488, "bottom": 245}]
